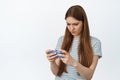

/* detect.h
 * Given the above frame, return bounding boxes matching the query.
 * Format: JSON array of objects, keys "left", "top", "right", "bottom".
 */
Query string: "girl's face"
[{"left": 66, "top": 17, "right": 83, "bottom": 38}]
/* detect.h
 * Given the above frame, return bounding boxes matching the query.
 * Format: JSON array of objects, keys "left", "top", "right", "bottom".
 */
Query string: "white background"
[{"left": 0, "top": 0, "right": 120, "bottom": 80}]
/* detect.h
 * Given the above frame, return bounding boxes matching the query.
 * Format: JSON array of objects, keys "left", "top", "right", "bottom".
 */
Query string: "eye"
[{"left": 73, "top": 23, "right": 79, "bottom": 26}]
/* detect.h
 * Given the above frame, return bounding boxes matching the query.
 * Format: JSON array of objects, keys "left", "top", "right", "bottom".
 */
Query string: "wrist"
[
  {"left": 71, "top": 59, "right": 78, "bottom": 67},
  {"left": 50, "top": 61, "right": 56, "bottom": 65}
]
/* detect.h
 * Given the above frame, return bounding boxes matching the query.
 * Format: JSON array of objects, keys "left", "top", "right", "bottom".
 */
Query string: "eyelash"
[
  {"left": 67, "top": 23, "right": 79, "bottom": 26},
  {"left": 73, "top": 24, "right": 78, "bottom": 26}
]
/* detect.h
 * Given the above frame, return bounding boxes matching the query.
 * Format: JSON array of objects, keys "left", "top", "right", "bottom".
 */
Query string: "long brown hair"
[{"left": 57, "top": 5, "right": 93, "bottom": 76}]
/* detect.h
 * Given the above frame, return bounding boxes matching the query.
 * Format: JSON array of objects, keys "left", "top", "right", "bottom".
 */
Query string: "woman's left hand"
[{"left": 58, "top": 49, "right": 77, "bottom": 66}]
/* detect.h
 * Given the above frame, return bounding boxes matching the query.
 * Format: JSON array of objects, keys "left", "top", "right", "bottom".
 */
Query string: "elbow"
[
  {"left": 52, "top": 72, "right": 58, "bottom": 76},
  {"left": 53, "top": 73, "right": 57, "bottom": 76},
  {"left": 86, "top": 76, "right": 92, "bottom": 80},
  {"left": 85, "top": 74, "right": 93, "bottom": 80},
  {"left": 81, "top": 72, "right": 93, "bottom": 80}
]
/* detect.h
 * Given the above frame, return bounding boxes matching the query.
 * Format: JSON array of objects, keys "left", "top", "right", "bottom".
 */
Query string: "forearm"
[
  {"left": 50, "top": 62, "right": 59, "bottom": 76},
  {"left": 71, "top": 60, "right": 93, "bottom": 80}
]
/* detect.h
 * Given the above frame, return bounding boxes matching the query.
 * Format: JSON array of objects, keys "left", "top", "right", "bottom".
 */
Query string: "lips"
[{"left": 71, "top": 31, "right": 76, "bottom": 34}]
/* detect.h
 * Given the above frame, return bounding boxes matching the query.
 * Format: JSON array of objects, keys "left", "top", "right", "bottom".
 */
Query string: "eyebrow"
[{"left": 66, "top": 22, "right": 79, "bottom": 25}]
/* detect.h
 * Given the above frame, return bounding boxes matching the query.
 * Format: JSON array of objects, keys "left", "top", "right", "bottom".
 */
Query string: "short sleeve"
[
  {"left": 91, "top": 37, "right": 102, "bottom": 58},
  {"left": 55, "top": 36, "right": 64, "bottom": 50}
]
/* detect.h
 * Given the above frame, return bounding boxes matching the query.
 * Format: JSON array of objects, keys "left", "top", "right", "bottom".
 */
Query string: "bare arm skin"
[
  {"left": 72, "top": 55, "right": 99, "bottom": 80},
  {"left": 45, "top": 49, "right": 60, "bottom": 76},
  {"left": 60, "top": 49, "right": 99, "bottom": 80}
]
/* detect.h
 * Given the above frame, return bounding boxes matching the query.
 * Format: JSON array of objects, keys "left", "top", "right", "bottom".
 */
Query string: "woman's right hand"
[{"left": 45, "top": 49, "right": 57, "bottom": 63}]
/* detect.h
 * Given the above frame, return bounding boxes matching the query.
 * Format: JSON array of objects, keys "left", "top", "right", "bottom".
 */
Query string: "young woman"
[{"left": 46, "top": 5, "right": 102, "bottom": 80}]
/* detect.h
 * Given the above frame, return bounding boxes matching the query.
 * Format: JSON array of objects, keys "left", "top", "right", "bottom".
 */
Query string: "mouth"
[{"left": 71, "top": 31, "right": 76, "bottom": 33}]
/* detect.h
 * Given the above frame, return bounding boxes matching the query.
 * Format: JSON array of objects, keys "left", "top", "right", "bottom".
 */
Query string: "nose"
[{"left": 70, "top": 25, "right": 74, "bottom": 30}]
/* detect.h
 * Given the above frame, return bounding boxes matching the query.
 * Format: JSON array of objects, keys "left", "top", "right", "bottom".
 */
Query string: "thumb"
[{"left": 59, "top": 49, "right": 67, "bottom": 55}]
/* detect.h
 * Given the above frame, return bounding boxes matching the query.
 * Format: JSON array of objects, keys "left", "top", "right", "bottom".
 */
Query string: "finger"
[
  {"left": 60, "top": 57, "right": 67, "bottom": 63},
  {"left": 48, "top": 57, "right": 56, "bottom": 62},
  {"left": 49, "top": 59, "right": 56, "bottom": 62},
  {"left": 48, "top": 56, "right": 55, "bottom": 61},
  {"left": 60, "top": 57, "right": 64, "bottom": 61},
  {"left": 47, "top": 53, "right": 56, "bottom": 58},
  {"left": 59, "top": 49, "right": 67, "bottom": 55},
  {"left": 47, "top": 54, "right": 57, "bottom": 59},
  {"left": 57, "top": 53, "right": 65, "bottom": 58},
  {"left": 45, "top": 49, "right": 51, "bottom": 54},
  {"left": 50, "top": 54, "right": 57, "bottom": 59}
]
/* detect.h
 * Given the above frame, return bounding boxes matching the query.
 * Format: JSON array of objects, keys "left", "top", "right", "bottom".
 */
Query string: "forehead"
[{"left": 66, "top": 17, "right": 81, "bottom": 23}]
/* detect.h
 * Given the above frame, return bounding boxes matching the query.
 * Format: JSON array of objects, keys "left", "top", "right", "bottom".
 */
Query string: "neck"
[
  {"left": 74, "top": 35, "right": 80, "bottom": 39},
  {"left": 74, "top": 36, "right": 80, "bottom": 40}
]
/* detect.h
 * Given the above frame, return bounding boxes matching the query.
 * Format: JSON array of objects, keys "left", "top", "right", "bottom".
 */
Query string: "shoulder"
[
  {"left": 90, "top": 36, "right": 102, "bottom": 58},
  {"left": 90, "top": 36, "right": 101, "bottom": 45},
  {"left": 90, "top": 36, "right": 101, "bottom": 42},
  {"left": 56, "top": 35, "right": 64, "bottom": 45},
  {"left": 55, "top": 35, "right": 64, "bottom": 50},
  {"left": 58, "top": 35, "right": 64, "bottom": 41}
]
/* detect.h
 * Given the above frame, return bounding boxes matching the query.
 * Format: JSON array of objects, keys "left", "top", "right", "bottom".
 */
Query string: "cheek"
[{"left": 77, "top": 26, "right": 82, "bottom": 32}]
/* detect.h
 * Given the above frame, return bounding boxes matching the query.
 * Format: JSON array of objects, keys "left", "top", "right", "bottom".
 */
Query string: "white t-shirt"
[{"left": 55, "top": 36, "right": 102, "bottom": 80}]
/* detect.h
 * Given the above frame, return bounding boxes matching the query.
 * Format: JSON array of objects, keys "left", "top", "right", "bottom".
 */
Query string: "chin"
[{"left": 72, "top": 34, "right": 77, "bottom": 36}]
